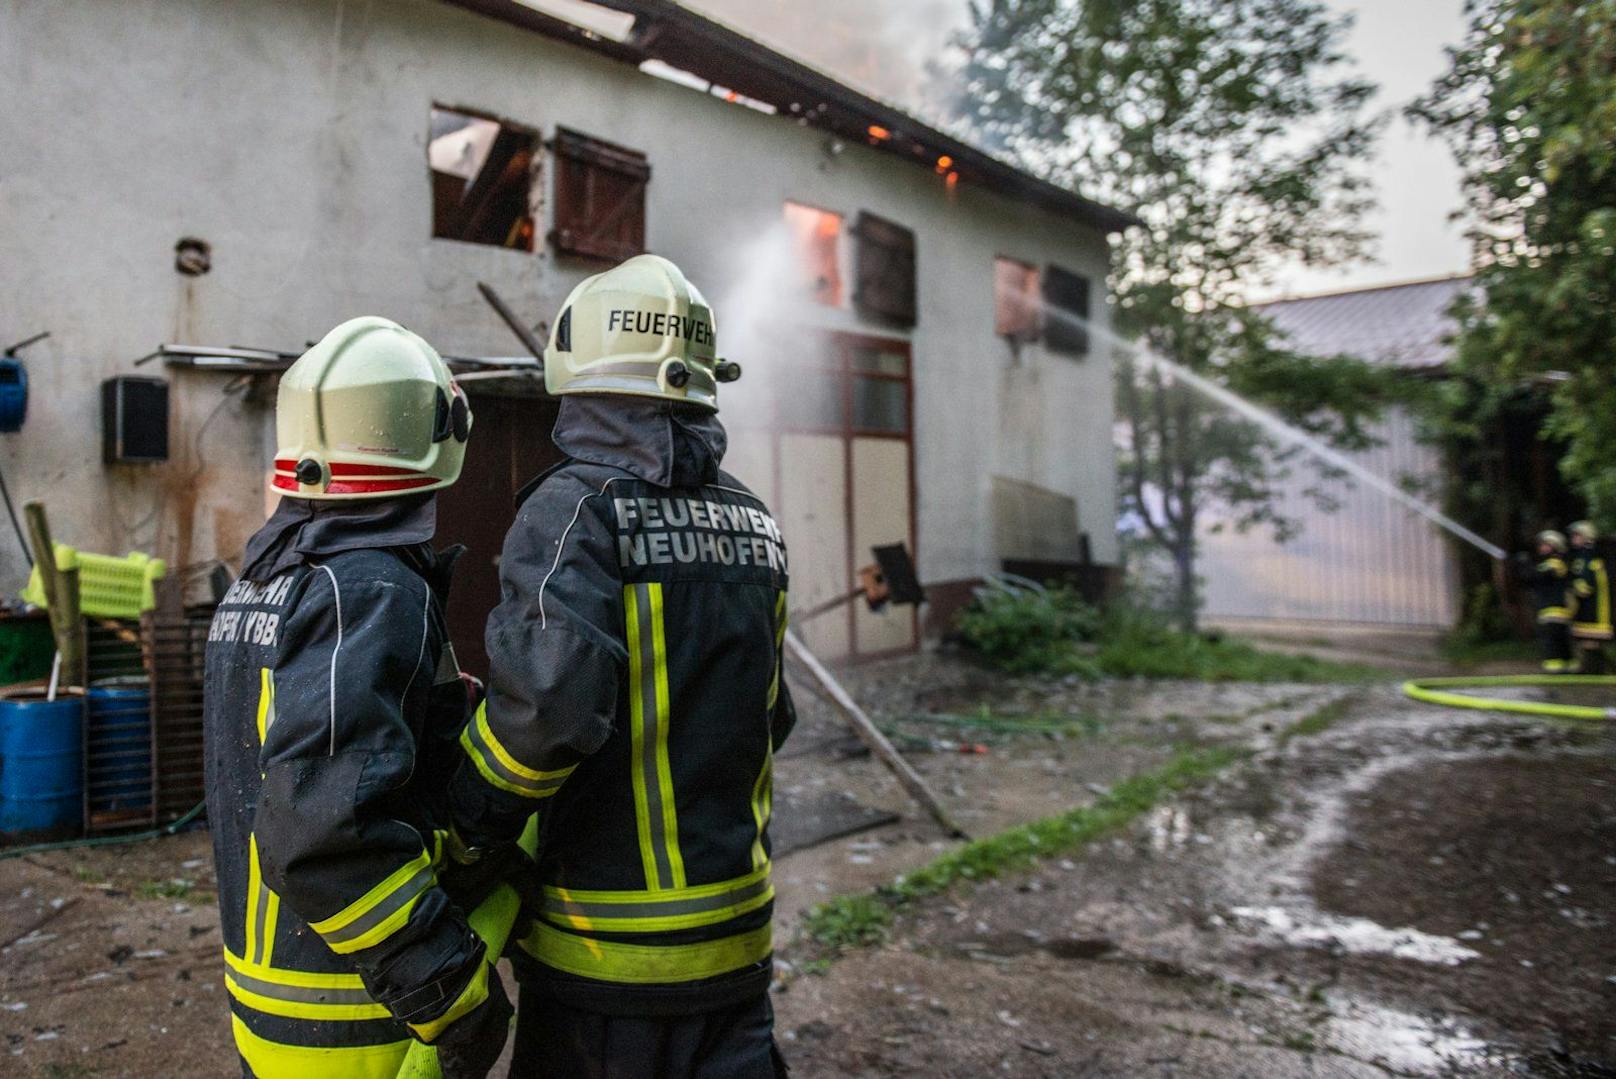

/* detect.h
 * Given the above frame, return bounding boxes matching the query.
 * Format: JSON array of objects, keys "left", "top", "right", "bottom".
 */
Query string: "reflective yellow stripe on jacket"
[
  {"left": 520, "top": 921, "right": 773, "bottom": 985},
  {"left": 1574, "top": 558, "right": 1612, "bottom": 637},
  {"left": 460, "top": 701, "right": 576, "bottom": 799},
  {"left": 626, "top": 582, "right": 686, "bottom": 890},
  {"left": 751, "top": 589, "right": 786, "bottom": 869},
  {"left": 245, "top": 670, "right": 281, "bottom": 966},
  {"left": 307, "top": 850, "right": 435, "bottom": 955},
  {"left": 539, "top": 863, "right": 774, "bottom": 934},
  {"left": 223, "top": 947, "right": 389, "bottom": 1022},
  {"left": 230, "top": 1016, "right": 408, "bottom": 1079},
  {"left": 243, "top": 835, "right": 281, "bottom": 967}
]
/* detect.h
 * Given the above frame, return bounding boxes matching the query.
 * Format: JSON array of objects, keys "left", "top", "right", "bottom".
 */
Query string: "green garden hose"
[
  {"left": 0, "top": 799, "right": 207, "bottom": 861},
  {"left": 1402, "top": 675, "right": 1616, "bottom": 722}
]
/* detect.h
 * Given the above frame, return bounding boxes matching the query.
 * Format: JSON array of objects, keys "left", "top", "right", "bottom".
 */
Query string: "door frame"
[{"left": 772, "top": 330, "right": 919, "bottom": 659}]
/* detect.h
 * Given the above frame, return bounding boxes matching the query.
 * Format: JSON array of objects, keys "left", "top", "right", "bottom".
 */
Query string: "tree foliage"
[
  {"left": 1412, "top": 0, "right": 1616, "bottom": 527},
  {"left": 947, "top": 0, "right": 1391, "bottom": 628}
]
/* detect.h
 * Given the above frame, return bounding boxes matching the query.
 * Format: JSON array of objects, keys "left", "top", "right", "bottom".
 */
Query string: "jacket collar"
[
  {"left": 240, "top": 493, "right": 438, "bottom": 582},
  {"left": 549, "top": 395, "right": 728, "bottom": 488}
]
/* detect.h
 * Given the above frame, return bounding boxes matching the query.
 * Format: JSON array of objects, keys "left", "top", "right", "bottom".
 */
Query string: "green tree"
[
  {"left": 946, "top": 0, "right": 1391, "bottom": 629},
  {"left": 1412, "top": 0, "right": 1616, "bottom": 527}
]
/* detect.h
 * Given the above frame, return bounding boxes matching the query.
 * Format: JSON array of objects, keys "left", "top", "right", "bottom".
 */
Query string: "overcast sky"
[{"left": 689, "top": 0, "right": 1473, "bottom": 301}]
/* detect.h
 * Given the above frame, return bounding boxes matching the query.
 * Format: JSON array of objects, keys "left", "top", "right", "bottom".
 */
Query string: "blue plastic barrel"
[
  {"left": 87, "top": 681, "right": 153, "bottom": 816},
  {"left": 0, "top": 358, "right": 26, "bottom": 433},
  {"left": 0, "top": 690, "right": 84, "bottom": 836}
]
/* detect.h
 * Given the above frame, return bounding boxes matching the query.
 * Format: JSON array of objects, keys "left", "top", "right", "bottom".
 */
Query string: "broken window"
[
  {"left": 783, "top": 201, "right": 845, "bottom": 307},
  {"left": 429, "top": 106, "right": 538, "bottom": 251},
  {"left": 1042, "top": 264, "right": 1092, "bottom": 357},
  {"left": 994, "top": 257, "right": 1043, "bottom": 343},
  {"left": 852, "top": 213, "right": 917, "bottom": 327},
  {"left": 551, "top": 128, "right": 650, "bottom": 262}
]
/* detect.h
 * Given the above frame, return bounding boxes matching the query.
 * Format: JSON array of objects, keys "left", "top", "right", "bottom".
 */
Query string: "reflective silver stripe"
[
  {"left": 539, "top": 477, "right": 628, "bottom": 629},
  {"left": 633, "top": 584, "right": 675, "bottom": 889},
  {"left": 464, "top": 714, "right": 569, "bottom": 797},
  {"left": 317, "top": 864, "right": 432, "bottom": 948},
  {"left": 250, "top": 874, "right": 272, "bottom": 965},
  {"left": 227, "top": 968, "right": 377, "bottom": 1007},
  {"left": 316, "top": 564, "right": 344, "bottom": 755},
  {"left": 543, "top": 876, "right": 772, "bottom": 923}
]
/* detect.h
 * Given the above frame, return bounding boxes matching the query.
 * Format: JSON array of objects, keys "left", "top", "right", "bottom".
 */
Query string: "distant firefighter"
[
  {"left": 1568, "top": 520, "right": 1611, "bottom": 674},
  {"left": 1519, "top": 530, "right": 1573, "bottom": 673}
]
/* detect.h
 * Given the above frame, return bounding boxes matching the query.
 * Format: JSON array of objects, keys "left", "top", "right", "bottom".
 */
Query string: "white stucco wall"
[{"left": 0, "top": 0, "right": 1116, "bottom": 599}]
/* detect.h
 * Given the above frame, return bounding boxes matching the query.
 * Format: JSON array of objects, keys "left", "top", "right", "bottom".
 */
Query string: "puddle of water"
[
  {"left": 1230, "top": 905, "right": 1480, "bottom": 966},
  {"left": 1326, "top": 1000, "right": 1499, "bottom": 1074}
]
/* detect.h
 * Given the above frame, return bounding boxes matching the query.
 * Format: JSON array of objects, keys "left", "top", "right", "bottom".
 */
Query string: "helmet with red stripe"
[{"left": 272, "top": 317, "right": 472, "bottom": 501}]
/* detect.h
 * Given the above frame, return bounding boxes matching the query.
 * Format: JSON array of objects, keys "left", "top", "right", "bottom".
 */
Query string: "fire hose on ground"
[{"left": 1401, "top": 674, "right": 1616, "bottom": 722}]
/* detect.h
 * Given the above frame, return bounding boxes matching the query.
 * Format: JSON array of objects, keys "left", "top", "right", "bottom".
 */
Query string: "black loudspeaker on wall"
[{"left": 102, "top": 376, "right": 169, "bottom": 463}]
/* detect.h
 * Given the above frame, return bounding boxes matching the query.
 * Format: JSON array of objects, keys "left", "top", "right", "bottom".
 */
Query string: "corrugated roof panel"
[{"left": 1256, "top": 276, "right": 1473, "bottom": 370}]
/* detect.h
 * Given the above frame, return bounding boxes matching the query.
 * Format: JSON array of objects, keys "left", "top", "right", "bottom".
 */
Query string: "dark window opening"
[
  {"left": 783, "top": 201, "right": 845, "bottom": 307},
  {"left": 852, "top": 212, "right": 917, "bottom": 327},
  {"left": 1042, "top": 264, "right": 1092, "bottom": 357},
  {"left": 429, "top": 106, "right": 538, "bottom": 251},
  {"left": 994, "top": 257, "right": 1043, "bottom": 342},
  {"left": 551, "top": 128, "right": 650, "bottom": 262},
  {"left": 852, "top": 377, "right": 908, "bottom": 434},
  {"left": 848, "top": 341, "right": 910, "bottom": 436}
]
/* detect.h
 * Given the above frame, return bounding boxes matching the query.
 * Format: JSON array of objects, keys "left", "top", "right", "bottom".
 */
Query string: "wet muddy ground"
[
  {"left": 774, "top": 661, "right": 1616, "bottom": 1078},
  {"left": 1, "top": 652, "right": 1611, "bottom": 1077}
]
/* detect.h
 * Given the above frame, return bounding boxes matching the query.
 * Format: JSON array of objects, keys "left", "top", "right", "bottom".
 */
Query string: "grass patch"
[
  {"left": 1276, "top": 695, "right": 1356, "bottom": 745},
  {"left": 800, "top": 745, "right": 1246, "bottom": 954},
  {"left": 798, "top": 894, "right": 893, "bottom": 952},
  {"left": 956, "top": 588, "right": 1380, "bottom": 683},
  {"left": 135, "top": 878, "right": 196, "bottom": 901},
  {"left": 1437, "top": 634, "right": 1538, "bottom": 668},
  {"left": 1092, "top": 630, "right": 1379, "bottom": 683}
]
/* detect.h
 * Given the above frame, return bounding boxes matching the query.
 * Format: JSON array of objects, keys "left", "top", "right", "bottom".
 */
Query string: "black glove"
[
  {"left": 440, "top": 840, "right": 539, "bottom": 914},
  {"left": 434, "top": 963, "right": 514, "bottom": 1079}
]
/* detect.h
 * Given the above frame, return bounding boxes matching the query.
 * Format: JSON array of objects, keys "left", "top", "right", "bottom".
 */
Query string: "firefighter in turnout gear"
[
  {"left": 446, "top": 255, "right": 793, "bottom": 1077},
  {"left": 203, "top": 317, "right": 513, "bottom": 1078},
  {"left": 1520, "top": 529, "right": 1574, "bottom": 673},
  {"left": 1568, "top": 520, "right": 1611, "bottom": 673}
]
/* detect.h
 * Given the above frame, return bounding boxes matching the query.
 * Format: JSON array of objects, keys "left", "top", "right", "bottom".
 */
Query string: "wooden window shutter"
[
  {"left": 852, "top": 212, "right": 917, "bottom": 327},
  {"left": 1042, "top": 264, "right": 1092, "bottom": 356},
  {"left": 550, "top": 128, "right": 650, "bottom": 262}
]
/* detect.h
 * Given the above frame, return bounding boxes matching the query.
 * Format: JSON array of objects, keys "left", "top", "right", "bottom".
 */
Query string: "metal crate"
[{"left": 79, "top": 582, "right": 212, "bottom": 833}]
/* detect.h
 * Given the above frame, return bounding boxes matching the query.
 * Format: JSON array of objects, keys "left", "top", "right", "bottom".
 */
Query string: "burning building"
[{"left": 0, "top": 0, "right": 1133, "bottom": 665}]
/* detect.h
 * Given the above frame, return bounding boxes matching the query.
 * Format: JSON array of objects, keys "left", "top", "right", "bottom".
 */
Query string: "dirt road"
[{"left": 2, "top": 656, "right": 1611, "bottom": 1077}]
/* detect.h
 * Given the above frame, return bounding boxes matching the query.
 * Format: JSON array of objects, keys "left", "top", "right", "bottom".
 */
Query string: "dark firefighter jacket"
[
  {"left": 1571, "top": 549, "right": 1612, "bottom": 640},
  {"left": 448, "top": 395, "right": 795, "bottom": 1017},
  {"left": 203, "top": 495, "right": 490, "bottom": 1078},
  {"left": 1522, "top": 554, "right": 1572, "bottom": 625}
]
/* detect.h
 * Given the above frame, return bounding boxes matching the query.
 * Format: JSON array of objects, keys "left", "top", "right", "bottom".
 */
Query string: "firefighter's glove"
[
  {"left": 440, "top": 840, "right": 534, "bottom": 914},
  {"left": 434, "top": 963, "right": 513, "bottom": 1079}
]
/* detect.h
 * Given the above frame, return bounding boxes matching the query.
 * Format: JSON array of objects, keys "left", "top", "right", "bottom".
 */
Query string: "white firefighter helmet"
[
  {"left": 272, "top": 316, "right": 472, "bottom": 500},
  {"left": 1536, "top": 529, "right": 1568, "bottom": 553},
  {"left": 1569, "top": 520, "right": 1598, "bottom": 543},
  {"left": 543, "top": 254, "right": 740, "bottom": 411}
]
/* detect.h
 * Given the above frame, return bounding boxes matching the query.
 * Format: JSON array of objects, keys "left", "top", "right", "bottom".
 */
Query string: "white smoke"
[{"left": 683, "top": 0, "right": 971, "bottom": 117}]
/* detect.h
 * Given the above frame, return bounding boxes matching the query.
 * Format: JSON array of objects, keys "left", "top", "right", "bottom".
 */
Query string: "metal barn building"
[{"left": 1198, "top": 276, "right": 1470, "bottom": 632}]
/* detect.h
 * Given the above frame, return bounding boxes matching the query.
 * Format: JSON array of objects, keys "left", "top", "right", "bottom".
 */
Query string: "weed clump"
[{"left": 955, "top": 586, "right": 1377, "bottom": 683}]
